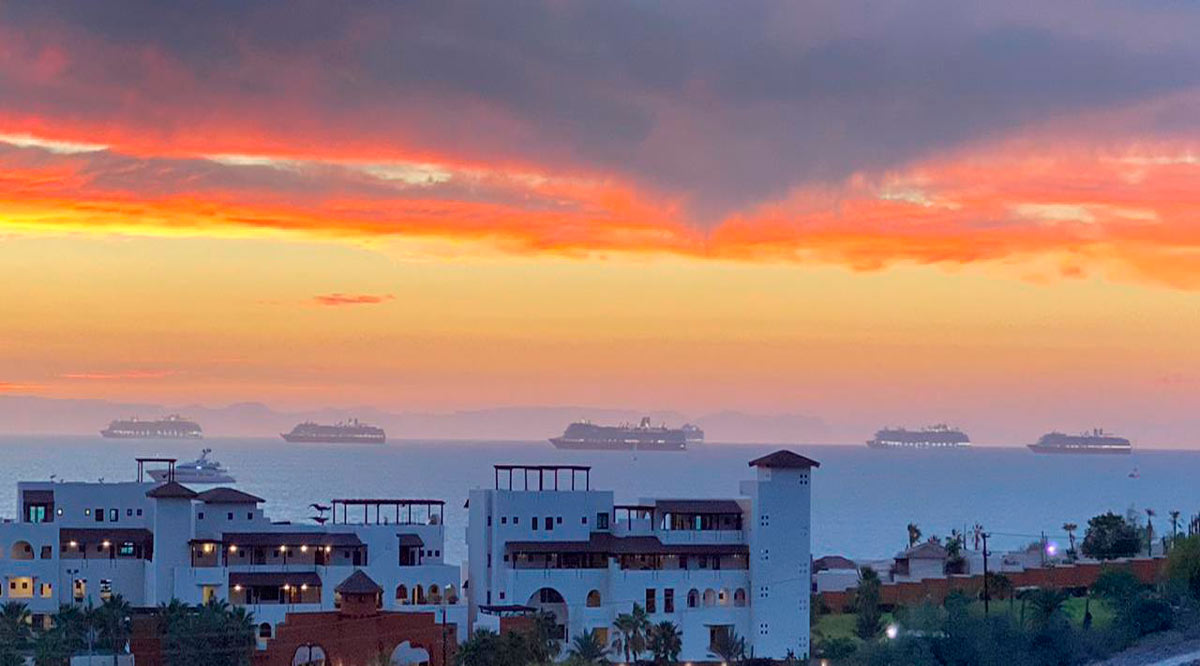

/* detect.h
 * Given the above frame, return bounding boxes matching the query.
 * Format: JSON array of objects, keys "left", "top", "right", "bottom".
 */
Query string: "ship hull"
[
  {"left": 549, "top": 437, "right": 685, "bottom": 451},
  {"left": 867, "top": 441, "right": 970, "bottom": 450},
  {"left": 281, "top": 434, "right": 386, "bottom": 444},
  {"left": 100, "top": 431, "right": 202, "bottom": 439},
  {"left": 147, "top": 469, "right": 235, "bottom": 483},
  {"left": 1027, "top": 444, "right": 1130, "bottom": 454}
]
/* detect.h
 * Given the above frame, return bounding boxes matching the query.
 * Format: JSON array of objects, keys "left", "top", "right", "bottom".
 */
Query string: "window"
[
  {"left": 487, "top": 554, "right": 492, "bottom": 567},
  {"left": 545, "top": 516, "right": 554, "bottom": 531},
  {"left": 109, "top": 509, "right": 118, "bottom": 522},
  {"left": 645, "top": 588, "right": 656, "bottom": 613},
  {"left": 513, "top": 516, "right": 519, "bottom": 525},
  {"left": 136, "top": 509, "right": 143, "bottom": 516},
  {"left": 40, "top": 546, "right": 52, "bottom": 559},
  {"left": 686, "top": 589, "right": 699, "bottom": 608},
  {"left": 664, "top": 588, "right": 674, "bottom": 613},
  {"left": 501, "top": 517, "right": 507, "bottom": 525},
  {"left": 586, "top": 590, "right": 601, "bottom": 608},
  {"left": 127, "top": 509, "right": 133, "bottom": 517},
  {"left": 247, "top": 512, "right": 253, "bottom": 520},
  {"left": 95, "top": 508, "right": 104, "bottom": 523},
  {"left": 198, "top": 512, "right": 205, "bottom": 520},
  {"left": 699, "top": 556, "right": 708, "bottom": 569},
  {"left": 203, "top": 586, "right": 217, "bottom": 604},
  {"left": 119, "top": 542, "right": 135, "bottom": 557},
  {"left": 487, "top": 516, "right": 492, "bottom": 526},
  {"left": 582, "top": 516, "right": 588, "bottom": 525},
  {"left": 734, "top": 589, "right": 747, "bottom": 607},
  {"left": 227, "top": 512, "right": 234, "bottom": 520},
  {"left": 596, "top": 513, "right": 609, "bottom": 530},
  {"left": 27, "top": 505, "right": 46, "bottom": 523},
  {"left": 73, "top": 579, "right": 86, "bottom": 601},
  {"left": 556, "top": 516, "right": 562, "bottom": 524},
  {"left": 40, "top": 583, "right": 53, "bottom": 598},
  {"left": 100, "top": 579, "right": 113, "bottom": 601},
  {"left": 259, "top": 623, "right": 272, "bottom": 638},
  {"left": 679, "top": 556, "right": 688, "bottom": 570},
  {"left": 531, "top": 517, "right": 538, "bottom": 531}
]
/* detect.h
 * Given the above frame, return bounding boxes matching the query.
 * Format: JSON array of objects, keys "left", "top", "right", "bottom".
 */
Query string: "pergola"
[
  {"left": 330, "top": 499, "right": 445, "bottom": 525},
  {"left": 492, "top": 464, "right": 591, "bottom": 491}
]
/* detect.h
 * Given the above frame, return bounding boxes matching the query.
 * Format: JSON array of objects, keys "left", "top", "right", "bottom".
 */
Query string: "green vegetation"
[
  {"left": 0, "top": 596, "right": 140, "bottom": 666},
  {"left": 457, "top": 613, "right": 560, "bottom": 666},
  {"left": 1081, "top": 511, "right": 1141, "bottom": 560},
  {"left": 854, "top": 566, "right": 883, "bottom": 640},
  {"left": 159, "top": 598, "right": 255, "bottom": 666}
]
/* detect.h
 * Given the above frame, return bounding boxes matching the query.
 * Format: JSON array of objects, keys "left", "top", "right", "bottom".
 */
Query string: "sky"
[{"left": 3, "top": 2, "right": 1200, "bottom": 444}]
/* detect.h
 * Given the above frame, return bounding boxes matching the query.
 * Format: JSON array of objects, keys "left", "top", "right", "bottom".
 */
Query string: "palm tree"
[
  {"left": 1062, "top": 523, "right": 1078, "bottom": 557},
  {"left": 647, "top": 621, "right": 682, "bottom": 665},
  {"left": 96, "top": 595, "right": 132, "bottom": 666},
  {"left": 708, "top": 628, "right": 745, "bottom": 665},
  {"left": 1170, "top": 510, "right": 1182, "bottom": 546},
  {"left": 0, "top": 601, "right": 33, "bottom": 645},
  {"left": 1146, "top": 508, "right": 1157, "bottom": 555},
  {"left": 1025, "top": 588, "right": 1069, "bottom": 629},
  {"left": 906, "top": 523, "right": 922, "bottom": 548},
  {"left": 33, "top": 628, "right": 72, "bottom": 666},
  {"left": 612, "top": 604, "right": 649, "bottom": 663},
  {"left": 567, "top": 629, "right": 610, "bottom": 664}
]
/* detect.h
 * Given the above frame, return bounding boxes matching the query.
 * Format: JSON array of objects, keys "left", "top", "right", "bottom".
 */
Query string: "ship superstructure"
[
  {"left": 1028, "top": 429, "right": 1132, "bottom": 454},
  {"left": 281, "top": 419, "right": 386, "bottom": 444},
  {"left": 550, "top": 417, "right": 695, "bottom": 451},
  {"left": 867, "top": 424, "right": 970, "bottom": 449},
  {"left": 100, "top": 415, "right": 203, "bottom": 439}
]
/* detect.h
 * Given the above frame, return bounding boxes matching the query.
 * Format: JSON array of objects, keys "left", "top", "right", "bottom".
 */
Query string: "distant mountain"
[{"left": 0, "top": 395, "right": 830, "bottom": 444}]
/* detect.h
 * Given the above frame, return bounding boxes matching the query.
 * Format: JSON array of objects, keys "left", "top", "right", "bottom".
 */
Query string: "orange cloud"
[
  {"left": 0, "top": 381, "right": 43, "bottom": 393},
  {"left": 60, "top": 370, "right": 176, "bottom": 380},
  {"left": 311, "top": 293, "right": 395, "bottom": 307}
]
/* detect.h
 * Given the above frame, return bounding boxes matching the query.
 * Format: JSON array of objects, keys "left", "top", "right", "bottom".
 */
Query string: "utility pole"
[
  {"left": 981, "top": 532, "right": 991, "bottom": 616},
  {"left": 441, "top": 606, "right": 447, "bottom": 666}
]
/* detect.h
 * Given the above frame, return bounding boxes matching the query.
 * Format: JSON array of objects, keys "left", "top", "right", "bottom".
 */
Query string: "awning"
[
  {"left": 229, "top": 572, "right": 322, "bottom": 588},
  {"left": 221, "top": 532, "right": 363, "bottom": 547},
  {"left": 60, "top": 528, "right": 153, "bottom": 543},
  {"left": 397, "top": 533, "right": 425, "bottom": 547},
  {"left": 654, "top": 499, "right": 743, "bottom": 515},
  {"left": 506, "top": 532, "right": 748, "bottom": 556}
]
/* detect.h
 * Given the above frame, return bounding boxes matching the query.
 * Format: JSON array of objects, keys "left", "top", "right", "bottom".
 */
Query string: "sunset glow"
[{"left": 4, "top": 2, "right": 1200, "bottom": 443}]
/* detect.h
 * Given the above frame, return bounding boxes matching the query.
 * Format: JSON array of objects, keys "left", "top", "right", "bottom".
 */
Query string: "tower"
[
  {"left": 746, "top": 451, "right": 820, "bottom": 659},
  {"left": 145, "top": 481, "right": 197, "bottom": 605}
]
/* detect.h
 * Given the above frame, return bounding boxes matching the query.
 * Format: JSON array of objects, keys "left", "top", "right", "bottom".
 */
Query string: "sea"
[{"left": 0, "top": 436, "right": 1194, "bottom": 564}]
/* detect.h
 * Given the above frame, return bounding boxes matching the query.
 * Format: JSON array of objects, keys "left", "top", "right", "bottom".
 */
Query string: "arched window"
[
  {"left": 429, "top": 583, "right": 442, "bottom": 604},
  {"left": 292, "top": 644, "right": 326, "bottom": 666},
  {"left": 718, "top": 588, "right": 730, "bottom": 606},
  {"left": 445, "top": 584, "right": 458, "bottom": 604},
  {"left": 702, "top": 589, "right": 716, "bottom": 607},
  {"left": 396, "top": 584, "right": 408, "bottom": 603},
  {"left": 586, "top": 590, "right": 602, "bottom": 607},
  {"left": 687, "top": 589, "right": 699, "bottom": 608},
  {"left": 733, "top": 588, "right": 747, "bottom": 607},
  {"left": 10, "top": 541, "right": 32, "bottom": 560},
  {"left": 414, "top": 584, "right": 426, "bottom": 604},
  {"left": 258, "top": 622, "right": 272, "bottom": 638}
]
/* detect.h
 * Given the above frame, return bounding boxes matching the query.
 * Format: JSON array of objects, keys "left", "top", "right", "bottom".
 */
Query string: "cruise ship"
[
  {"left": 147, "top": 448, "right": 235, "bottom": 483},
  {"left": 549, "top": 417, "right": 695, "bottom": 451},
  {"left": 281, "top": 419, "right": 386, "bottom": 444},
  {"left": 867, "top": 425, "right": 971, "bottom": 449},
  {"left": 100, "top": 415, "right": 203, "bottom": 439},
  {"left": 1028, "top": 429, "right": 1132, "bottom": 454}
]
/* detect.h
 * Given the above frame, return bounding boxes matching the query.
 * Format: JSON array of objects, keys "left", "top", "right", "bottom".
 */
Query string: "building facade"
[
  {"left": 465, "top": 450, "right": 818, "bottom": 661},
  {"left": 0, "top": 458, "right": 466, "bottom": 645}
]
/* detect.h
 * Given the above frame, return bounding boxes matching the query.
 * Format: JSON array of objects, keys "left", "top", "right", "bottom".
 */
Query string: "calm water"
[{"left": 0, "top": 436, "right": 1193, "bottom": 564}]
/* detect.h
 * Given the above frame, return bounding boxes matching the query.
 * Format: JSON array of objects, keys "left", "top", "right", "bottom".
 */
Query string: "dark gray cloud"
[{"left": 2, "top": 1, "right": 1199, "bottom": 221}]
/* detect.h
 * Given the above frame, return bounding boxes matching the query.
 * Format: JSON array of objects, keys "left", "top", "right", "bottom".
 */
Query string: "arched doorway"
[
  {"left": 390, "top": 641, "right": 431, "bottom": 666},
  {"left": 527, "top": 587, "right": 568, "bottom": 640},
  {"left": 10, "top": 541, "right": 32, "bottom": 560},
  {"left": 292, "top": 644, "right": 326, "bottom": 666}
]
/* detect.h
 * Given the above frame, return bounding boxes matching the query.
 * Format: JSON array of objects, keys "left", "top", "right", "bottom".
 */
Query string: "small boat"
[
  {"left": 1128, "top": 467, "right": 1140, "bottom": 479},
  {"left": 148, "top": 448, "right": 235, "bottom": 484}
]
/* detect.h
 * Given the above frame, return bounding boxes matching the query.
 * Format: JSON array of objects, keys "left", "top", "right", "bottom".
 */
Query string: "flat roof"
[
  {"left": 221, "top": 531, "right": 364, "bottom": 547},
  {"left": 331, "top": 499, "right": 445, "bottom": 506},
  {"left": 493, "top": 464, "right": 592, "bottom": 471},
  {"left": 507, "top": 532, "right": 748, "bottom": 556}
]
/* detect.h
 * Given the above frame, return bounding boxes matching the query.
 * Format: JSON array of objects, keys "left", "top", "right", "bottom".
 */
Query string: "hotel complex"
[{"left": 0, "top": 450, "right": 817, "bottom": 662}]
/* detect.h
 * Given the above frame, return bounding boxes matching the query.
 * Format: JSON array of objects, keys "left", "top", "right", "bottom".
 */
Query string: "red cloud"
[
  {"left": 60, "top": 370, "right": 176, "bottom": 380},
  {"left": 311, "top": 293, "right": 396, "bottom": 307}
]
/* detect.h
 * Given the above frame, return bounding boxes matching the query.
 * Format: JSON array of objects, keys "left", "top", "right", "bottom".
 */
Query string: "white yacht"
[{"left": 147, "top": 448, "right": 235, "bottom": 484}]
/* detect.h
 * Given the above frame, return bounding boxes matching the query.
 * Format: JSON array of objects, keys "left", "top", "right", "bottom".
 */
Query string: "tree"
[
  {"left": 1146, "top": 509, "right": 1157, "bottom": 555},
  {"left": 707, "top": 628, "right": 745, "bottom": 665},
  {"left": 855, "top": 566, "right": 883, "bottom": 640},
  {"left": 1091, "top": 569, "right": 1142, "bottom": 607},
  {"left": 0, "top": 601, "right": 32, "bottom": 644},
  {"left": 1167, "top": 535, "right": 1200, "bottom": 599},
  {"left": 1081, "top": 512, "right": 1140, "bottom": 560},
  {"left": 1170, "top": 511, "right": 1182, "bottom": 546},
  {"left": 611, "top": 604, "right": 649, "bottom": 663},
  {"left": 1062, "top": 523, "right": 1078, "bottom": 558},
  {"left": 1024, "top": 588, "right": 1069, "bottom": 630},
  {"left": 95, "top": 595, "right": 133, "bottom": 666},
  {"left": 33, "top": 629, "right": 73, "bottom": 666},
  {"left": 161, "top": 599, "right": 255, "bottom": 666},
  {"left": 907, "top": 523, "right": 922, "bottom": 548},
  {"left": 646, "top": 621, "right": 682, "bottom": 665},
  {"left": 567, "top": 629, "right": 609, "bottom": 665}
]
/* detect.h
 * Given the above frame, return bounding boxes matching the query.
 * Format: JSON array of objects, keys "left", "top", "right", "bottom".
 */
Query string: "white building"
[
  {"left": 465, "top": 450, "right": 818, "bottom": 661},
  {"left": 0, "top": 457, "right": 466, "bottom": 641}
]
